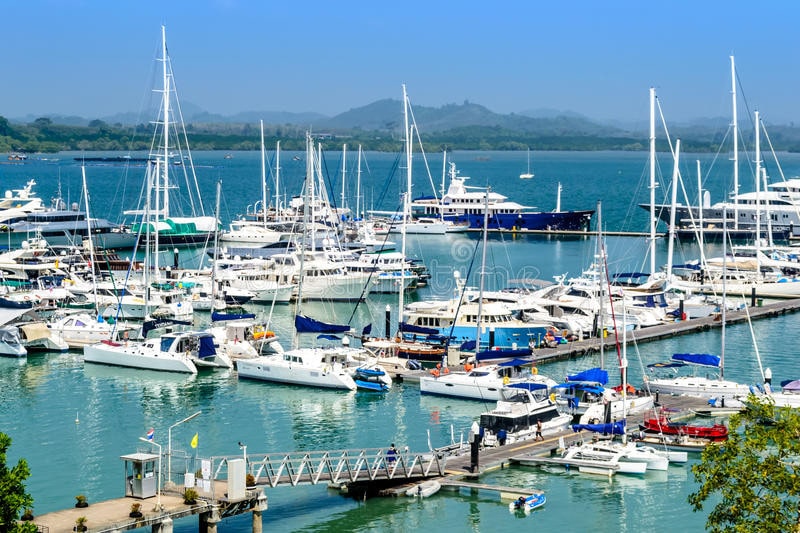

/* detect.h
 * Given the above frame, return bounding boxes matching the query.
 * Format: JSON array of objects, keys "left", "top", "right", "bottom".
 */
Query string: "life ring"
[{"left": 532, "top": 367, "right": 538, "bottom": 375}]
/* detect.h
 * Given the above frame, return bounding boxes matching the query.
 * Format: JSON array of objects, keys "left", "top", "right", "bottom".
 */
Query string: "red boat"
[{"left": 640, "top": 416, "right": 728, "bottom": 441}]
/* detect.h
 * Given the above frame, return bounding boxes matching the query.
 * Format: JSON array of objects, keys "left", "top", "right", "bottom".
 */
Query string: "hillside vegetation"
[{"left": 4, "top": 99, "right": 800, "bottom": 153}]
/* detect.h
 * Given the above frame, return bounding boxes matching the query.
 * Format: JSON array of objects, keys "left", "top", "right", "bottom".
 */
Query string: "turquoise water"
[{"left": 2, "top": 150, "right": 800, "bottom": 532}]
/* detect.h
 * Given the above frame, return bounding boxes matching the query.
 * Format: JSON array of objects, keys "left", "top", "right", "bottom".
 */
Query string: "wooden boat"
[
  {"left": 405, "top": 479, "right": 441, "bottom": 498},
  {"left": 509, "top": 492, "right": 546, "bottom": 513}
]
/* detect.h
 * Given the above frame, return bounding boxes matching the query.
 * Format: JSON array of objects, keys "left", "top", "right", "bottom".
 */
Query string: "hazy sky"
[{"left": 4, "top": 1, "right": 798, "bottom": 124}]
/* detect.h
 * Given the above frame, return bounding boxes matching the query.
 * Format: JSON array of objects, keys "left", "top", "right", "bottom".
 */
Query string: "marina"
[{"left": 5, "top": 150, "right": 800, "bottom": 533}]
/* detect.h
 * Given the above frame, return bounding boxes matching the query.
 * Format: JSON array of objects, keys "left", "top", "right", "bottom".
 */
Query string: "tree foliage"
[
  {"left": 0, "top": 433, "right": 36, "bottom": 533},
  {"left": 689, "top": 396, "right": 800, "bottom": 532}
]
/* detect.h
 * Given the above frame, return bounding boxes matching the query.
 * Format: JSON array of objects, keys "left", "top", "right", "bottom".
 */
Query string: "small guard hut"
[{"left": 122, "top": 452, "right": 159, "bottom": 499}]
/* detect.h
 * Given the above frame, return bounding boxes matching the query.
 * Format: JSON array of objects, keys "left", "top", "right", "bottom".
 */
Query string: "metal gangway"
[{"left": 191, "top": 446, "right": 450, "bottom": 495}]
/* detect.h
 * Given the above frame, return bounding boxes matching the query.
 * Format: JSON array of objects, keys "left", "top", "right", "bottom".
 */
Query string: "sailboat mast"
[
  {"left": 474, "top": 189, "right": 490, "bottom": 355},
  {"left": 398, "top": 85, "right": 411, "bottom": 334},
  {"left": 721, "top": 205, "right": 727, "bottom": 379},
  {"left": 275, "top": 141, "right": 281, "bottom": 223},
  {"left": 440, "top": 148, "right": 447, "bottom": 221},
  {"left": 211, "top": 180, "right": 221, "bottom": 305},
  {"left": 161, "top": 25, "right": 170, "bottom": 221},
  {"left": 294, "top": 133, "right": 313, "bottom": 349},
  {"left": 261, "top": 120, "right": 267, "bottom": 228},
  {"left": 341, "top": 144, "right": 347, "bottom": 222},
  {"left": 81, "top": 166, "right": 98, "bottom": 316},
  {"left": 596, "top": 200, "right": 604, "bottom": 370},
  {"left": 666, "top": 140, "right": 681, "bottom": 280},
  {"left": 755, "top": 110, "right": 762, "bottom": 272},
  {"left": 356, "top": 145, "right": 362, "bottom": 220},
  {"left": 731, "top": 55, "right": 739, "bottom": 229},
  {"left": 649, "top": 87, "right": 656, "bottom": 276}
]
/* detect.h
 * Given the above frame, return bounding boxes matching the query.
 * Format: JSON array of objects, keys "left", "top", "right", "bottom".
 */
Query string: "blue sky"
[{"left": 4, "top": 1, "right": 798, "bottom": 124}]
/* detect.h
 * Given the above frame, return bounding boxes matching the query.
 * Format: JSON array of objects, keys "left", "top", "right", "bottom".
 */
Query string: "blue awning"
[
  {"left": 295, "top": 315, "right": 349, "bottom": 334},
  {"left": 672, "top": 353, "right": 720, "bottom": 368},
  {"left": 572, "top": 420, "right": 626, "bottom": 435},
  {"left": 399, "top": 322, "right": 438, "bottom": 335},
  {"left": 566, "top": 367, "right": 609, "bottom": 385}
]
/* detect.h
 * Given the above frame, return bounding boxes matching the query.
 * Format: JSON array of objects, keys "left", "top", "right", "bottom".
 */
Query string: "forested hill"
[{"left": 4, "top": 99, "right": 800, "bottom": 153}]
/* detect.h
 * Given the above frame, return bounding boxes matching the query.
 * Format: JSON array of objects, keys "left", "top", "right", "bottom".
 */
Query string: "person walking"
[{"left": 535, "top": 419, "right": 543, "bottom": 441}]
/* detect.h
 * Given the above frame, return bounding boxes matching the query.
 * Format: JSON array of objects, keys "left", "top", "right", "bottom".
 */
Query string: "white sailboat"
[{"left": 519, "top": 148, "right": 534, "bottom": 179}]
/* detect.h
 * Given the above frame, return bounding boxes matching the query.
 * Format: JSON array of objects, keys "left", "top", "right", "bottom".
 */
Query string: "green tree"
[
  {"left": 689, "top": 397, "right": 800, "bottom": 532},
  {"left": 0, "top": 433, "right": 36, "bottom": 533}
]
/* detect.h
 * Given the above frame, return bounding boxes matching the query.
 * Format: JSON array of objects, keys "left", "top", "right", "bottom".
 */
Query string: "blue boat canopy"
[
  {"left": 476, "top": 348, "right": 532, "bottom": 362},
  {"left": 295, "top": 315, "right": 350, "bottom": 334},
  {"left": 647, "top": 361, "right": 687, "bottom": 369},
  {"left": 552, "top": 381, "right": 605, "bottom": 395},
  {"left": 399, "top": 322, "right": 438, "bottom": 335},
  {"left": 498, "top": 358, "right": 535, "bottom": 368},
  {"left": 572, "top": 420, "right": 626, "bottom": 435},
  {"left": 459, "top": 339, "right": 477, "bottom": 351},
  {"left": 316, "top": 334, "right": 342, "bottom": 341},
  {"left": 672, "top": 353, "right": 720, "bottom": 368},
  {"left": 211, "top": 311, "right": 256, "bottom": 322},
  {"left": 196, "top": 334, "right": 217, "bottom": 359},
  {"left": 507, "top": 382, "right": 549, "bottom": 392},
  {"left": 142, "top": 318, "right": 192, "bottom": 337},
  {"left": 566, "top": 367, "right": 609, "bottom": 385}
]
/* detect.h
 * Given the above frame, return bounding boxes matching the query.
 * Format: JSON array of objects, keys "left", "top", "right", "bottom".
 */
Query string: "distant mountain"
[{"left": 10, "top": 98, "right": 800, "bottom": 146}]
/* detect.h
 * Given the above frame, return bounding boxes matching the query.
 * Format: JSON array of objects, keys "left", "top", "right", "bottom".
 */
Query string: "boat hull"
[{"left": 84, "top": 342, "right": 198, "bottom": 374}]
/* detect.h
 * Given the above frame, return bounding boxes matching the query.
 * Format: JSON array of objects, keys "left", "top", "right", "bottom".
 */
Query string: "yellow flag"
[{"left": 190, "top": 433, "right": 198, "bottom": 449}]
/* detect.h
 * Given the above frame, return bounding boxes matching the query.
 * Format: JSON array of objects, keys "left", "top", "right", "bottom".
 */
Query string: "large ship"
[{"left": 411, "top": 162, "right": 593, "bottom": 231}]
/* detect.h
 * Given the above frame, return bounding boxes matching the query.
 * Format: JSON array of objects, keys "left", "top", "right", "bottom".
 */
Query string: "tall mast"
[
  {"left": 356, "top": 145, "right": 362, "bottom": 220},
  {"left": 211, "top": 180, "right": 222, "bottom": 307},
  {"left": 81, "top": 166, "right": 98, "bottom": 316},
  {"left": 475, "top": 188, "right": 490, "bottom": 355},
  {"left": 260, "top": 120, "right": 267, "bottom": 228},
  {"left": 397, "top": 85, "right": 411, "bottom": 334},
  {"left": 755, "top": 110, "right": 762, "bottom": 275},
  {"left": 294, "top": 133, "right": 313, "bottom": 349},
  {"left": 341, "top": 144, "right": 347, "bottom": 223},
  {"left": 275, "top": 141, "right": 281, "bottom": 223},
  {"left": 731, "top": 55, "right": 739, "bottom": 229},
  {"left": 161, "top": 25, "right": 170, "bottom": 220},
  {"left": 666, "top": 140, "right": 681, "bottom": 281},
  {"left": 649, "top": 86, "right": 656, "bottom": 276},
  {"left": 440, "top": 148, "right": 447, "bottom": 221}
]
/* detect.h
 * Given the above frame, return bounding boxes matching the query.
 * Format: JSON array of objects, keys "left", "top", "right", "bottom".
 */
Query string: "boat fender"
[
  {"left": 532, "top": 367, "right": 538, "bottom": 375},
  {"left": 549, "top": 392, "right": 556, "bottom": 402},
  {"left": 503, "top": 376, "right": 510, "bottom": 385}
]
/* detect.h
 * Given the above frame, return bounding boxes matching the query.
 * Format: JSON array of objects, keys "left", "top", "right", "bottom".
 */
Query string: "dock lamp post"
[
  {"left": 139, "top": 437, "right": 162, "bottom": 510},
  {"left": 167, "top": 411, "right": 202, "bottom": 485}
]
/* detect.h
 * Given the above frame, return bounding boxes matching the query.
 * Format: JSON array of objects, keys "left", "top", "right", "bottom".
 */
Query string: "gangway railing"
[{"left": 208, "top": 447, "right": 447, "bottom": 489}]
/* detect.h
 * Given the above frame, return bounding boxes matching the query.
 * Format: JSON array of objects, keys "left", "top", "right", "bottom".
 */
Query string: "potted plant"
[
  {"left": 183, "top": 488, "right": 198, "bottom": 505},
  {"left": 75, "top": 494, "right": 89, "bottom": 508},
  {"left": 246, "top": 473, "right": 256, "bottom": 489},
  {"left": 74, "top": 516, "right": 88, "bottom": 532},
  {"left": 21, "top": 508, "right": 34, "bottom": 521},
  {"left": 129, "top": 502, "right": 143, "bottom": 518}
]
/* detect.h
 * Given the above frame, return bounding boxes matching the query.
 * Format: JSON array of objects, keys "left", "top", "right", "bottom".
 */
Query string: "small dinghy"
[
  {"left": 509, "top": 492, "right": 546, "bottom": 514},
  {"left": 405, "top": 479, "right": 441, "bottom": 498}
]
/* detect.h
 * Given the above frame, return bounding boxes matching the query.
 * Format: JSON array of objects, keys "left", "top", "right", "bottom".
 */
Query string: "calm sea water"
[{"left": 2, "top": 150, "right": 800, "bottom": 532}]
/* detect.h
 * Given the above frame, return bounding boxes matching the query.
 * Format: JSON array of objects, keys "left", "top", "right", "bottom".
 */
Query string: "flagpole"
[
  {"left": 139, "top": 437, "right": 162, "bottom": 511},
  {"left": 167, "top": 411, "right": 202, "bottom": 486}
]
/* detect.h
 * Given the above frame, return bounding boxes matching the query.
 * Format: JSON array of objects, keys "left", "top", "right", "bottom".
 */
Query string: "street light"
[
  {"left": 139, "top": 437, "right": 162, "bottom": 510},
  {"left": 167, "top": 411, "right": 202, "bottom": 485}
]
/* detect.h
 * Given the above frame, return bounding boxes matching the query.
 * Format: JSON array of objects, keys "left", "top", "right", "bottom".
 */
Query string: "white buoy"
[{"left": 75, "top": 411, "right": 79, "bottom": 424}]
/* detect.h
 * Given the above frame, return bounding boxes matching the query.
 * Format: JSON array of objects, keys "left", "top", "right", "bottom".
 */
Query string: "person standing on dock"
[
  {"left": 387, "top": 443, "right": 397, "bottom": 463},
  {"left": 535, "top": 419, "right": 543, "bottom": 441}
]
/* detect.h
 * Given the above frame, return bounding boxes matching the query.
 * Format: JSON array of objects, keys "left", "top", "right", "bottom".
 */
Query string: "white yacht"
[
  {"left": 479, "top": 384, "right": 572, "bottom": 446},
  {"left": 420, "top": 360, "right": 556, "bottom": 401},
  {"left": 236, "top": 346, "right": 360, "bottom": 390}
]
